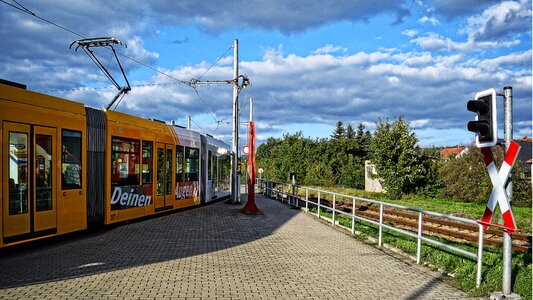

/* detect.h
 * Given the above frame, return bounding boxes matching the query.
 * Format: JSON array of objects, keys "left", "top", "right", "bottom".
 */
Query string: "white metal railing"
[{"left": 257, "top": 179, "right": 485, "bottom": 288}]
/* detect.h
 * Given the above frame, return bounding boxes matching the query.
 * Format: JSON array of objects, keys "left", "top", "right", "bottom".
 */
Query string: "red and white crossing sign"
[
  {"left": 242, "top": 145, "right": 249, "bottom": 155},
  {"left": 477, "top": 141, "right": 521, "bottom": 233}
]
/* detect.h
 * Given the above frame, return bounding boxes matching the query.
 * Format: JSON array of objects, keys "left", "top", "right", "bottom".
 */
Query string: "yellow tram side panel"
[
  {"left": 0, "top": 85, "right": 87, "bottom": 247},
  {"left": 104, "top": 110, "right": 179, "bottom": 224},
  {"left": 178, "top": 197, "right": 199, "bottom": 210}
]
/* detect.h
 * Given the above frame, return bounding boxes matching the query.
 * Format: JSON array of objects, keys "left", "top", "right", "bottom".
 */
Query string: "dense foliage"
[
  {"left": 256, "top": 118, "right": 531, "bottom": 206},
  {"left": 440, "top": 146, "right": 532, "bottom": 207},
  {"left": 371, "top": 117, "right": 441, "bottom": 199},
  {"left": 256, "top": 122, "right": 372, "bottom": 189}
]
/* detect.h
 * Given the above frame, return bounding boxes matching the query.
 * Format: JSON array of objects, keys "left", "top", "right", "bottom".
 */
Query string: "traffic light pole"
[
  {"left": 490, "top": 86, "right": 520, "bottom": 300},
  {"left": 501, "top": 86, "right": 514, "bottom": 298}
]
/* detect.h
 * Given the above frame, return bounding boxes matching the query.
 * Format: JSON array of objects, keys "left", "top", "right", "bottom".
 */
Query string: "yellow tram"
[{"left": 0, "top": 80, "right": 232, "bottom": 248}]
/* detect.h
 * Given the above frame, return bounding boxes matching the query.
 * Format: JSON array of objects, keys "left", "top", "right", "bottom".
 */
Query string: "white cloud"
[
  {"left": 462, "top": 0, "right": 532, "bottom": 41},
  {"left": 0, "top": 0, "right": 530, "bottom": 147},
  {"left": 402, "top": 29, "right": 418, "bottom": 37},
  {"left": 388, "top": 76, "right": 400, "bottom": 84},
  {"left": 476, "top": 50, "right": 532, "bottom": 71},
  {"left": 412, "top": 33, "right": 447, "bottom": 51},
  {"left": 312, "top": 45, "right": 347, "bottom": 55},
  {"left": 403, "top": 54, "right": 434, "bottom": 67},
  {"left": 411, "top": 119, "right": 429, "bottom": 128},
  {"left": 418, "top": 16, "right": 440, "bottom": 25},
  {"left": 410, "top": 32, "right": 522, "bottom": 52},
  {"left": 125, "top": 37, "right": 160, "bottom": 63},
  {"left": 70, "top": 43, "right": 531, "bottom": 145}
]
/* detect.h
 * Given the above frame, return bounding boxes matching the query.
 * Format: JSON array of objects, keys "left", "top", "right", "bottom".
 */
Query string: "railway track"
[{"left": 298, "top": 196, "right": 531, "bottom": 253}]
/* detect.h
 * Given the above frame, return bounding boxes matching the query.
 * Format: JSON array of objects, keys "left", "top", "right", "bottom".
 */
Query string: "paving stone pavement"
[{"left": 0, "top": 194, "right": 483, "bottom": 299}]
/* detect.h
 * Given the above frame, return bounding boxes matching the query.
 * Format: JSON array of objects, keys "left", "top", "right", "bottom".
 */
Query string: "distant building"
[
  {"left": 365, "top": 160, "right": 385, "bottom": 193},
  {"left": 440, "top": 146, "right": 468, "bottom": 159}
]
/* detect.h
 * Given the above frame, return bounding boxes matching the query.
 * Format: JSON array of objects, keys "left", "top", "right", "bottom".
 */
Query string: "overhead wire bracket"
[{"left": 69, "top": 37, "right": 131, "bottom": 110}]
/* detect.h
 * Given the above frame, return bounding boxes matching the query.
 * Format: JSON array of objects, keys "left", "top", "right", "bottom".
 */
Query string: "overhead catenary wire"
[
  {"left": 5, "top": 0, "right": 85, "bottom": 38},
  {"left": 2, "top": 0, "right": 231, "bottom": 122},
  {"left": 189, "top": 117, "right": 206, "bottom": 135},
  {"left": 196, "top": 45, "right": 233, "bottom": 82},
  {"left": 2, "top": 0, "right": 192, "bottom": 87},
  {"left": 192, "top": 87, "right": 218, "bottom": 123}
]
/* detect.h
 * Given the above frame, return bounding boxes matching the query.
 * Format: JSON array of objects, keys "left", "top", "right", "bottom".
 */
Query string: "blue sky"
[{"left": 0, "top": 0, "right": 531, "bottom": 147}]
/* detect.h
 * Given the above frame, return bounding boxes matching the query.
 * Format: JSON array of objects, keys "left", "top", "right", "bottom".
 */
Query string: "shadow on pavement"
[{"left": 0, "top": 194, "right": 298, "bottom": 289}]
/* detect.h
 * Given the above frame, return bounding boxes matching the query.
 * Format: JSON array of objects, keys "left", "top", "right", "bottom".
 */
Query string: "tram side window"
[
  {"left": 176, "top": 146, "right": 184, "bottom": 182},
  {"left": 218, "top": 155, "right": 231, "bottom": 192},
  {"left": 62, "top": 130, "right": 82, "bottom": 190},
  {"left": 142, "top": 141, "right": 153, "bottom": 184},
  {"left": 185, "top": 147, "right": 199, "bottom": 181},
  {"left": 9, "top": 132, "right": 28, "bottom": 215},
  {"left": 165, "top": 148, "right": 173, "bottom": 194},
  {"left": 208, "top": 150, "right": 214, "bottom": 181},
  {"left": 111, "top": 137, "right": 140, "bottom": 186}
]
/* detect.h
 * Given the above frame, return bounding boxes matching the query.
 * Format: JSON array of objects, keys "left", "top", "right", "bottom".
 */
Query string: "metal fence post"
[
  {"left": 351, "top": 198, "right": 356, "bottom": 235},
  {"left": 305, "top": 188, "right": 309, "bottom": 213},
  {"left": 280, "top": 183, "right": 283, "bottom": 203},
  {"left": 476, "top": 224, "right": 484, "bottom": 288},
  {"left": 293, "top": 186, "right": 300, "bottom": 208},
  {"left": 417, "top": 213, "right": 423, "bottom": 264},
  {"left": 317, "top": 191, "right": 321, "bottom": 219},
  {"left": 378, "top": 203, "right": 383, "bottom": 247},
  {"left": 332, "top": 194, "right": 336, "bottom": 225}
]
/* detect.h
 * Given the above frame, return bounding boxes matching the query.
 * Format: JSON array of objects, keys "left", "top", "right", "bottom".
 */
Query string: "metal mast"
[
  {"left": 502, "top": 86, "right": 514, "bottom": 297},
  {"left": 231, "top": 39, "right": 240, "bottom": 203}
]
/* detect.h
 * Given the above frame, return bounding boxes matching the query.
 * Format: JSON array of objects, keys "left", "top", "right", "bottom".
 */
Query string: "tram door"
[
  {"left": 3, "top": 122, "right": 57, "bottom": 242},
  {"left": 154, "top": 143, "right": 173, "bottom": 211}
]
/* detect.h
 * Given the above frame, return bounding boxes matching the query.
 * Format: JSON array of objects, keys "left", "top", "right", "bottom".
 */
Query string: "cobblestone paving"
[{"left": 0, "top": 194, "right": 482, "bottom": 299}]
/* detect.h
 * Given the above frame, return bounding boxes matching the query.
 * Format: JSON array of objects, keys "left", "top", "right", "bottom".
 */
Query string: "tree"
[
  {"left": 345, "top": 124, "right": 355, "bottom": 139},
  {"left": 355, "top": 122, "right": 372, "bottom": 159},
  {"left": 339, "top": 156, "right": 365, "bottom": 189},
  {"left": 439, "top": 147, "right": 492, "bottom": 203},
  {"left": 331, "top": 121, "right": 345, "bottom": 140},
  {"left": 356, "top": 122, "right": 365, "bottom": 143},
  {"left": 256, "top": 120, "right": 372, "bottom": 190},
  {"left": 256, "top": 132, "right": 318, "bottom": 184},
  {"left": 371, "top": 117, "right": 428, "bottom": 199},
  {"left": 304, "top": 161, "right": 336, "bottom": 186}
]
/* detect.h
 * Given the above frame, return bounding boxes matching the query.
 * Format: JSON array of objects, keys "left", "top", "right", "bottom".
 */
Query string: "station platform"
[{"left": 0, "top": 193, "right": 479, "bottom": 299}]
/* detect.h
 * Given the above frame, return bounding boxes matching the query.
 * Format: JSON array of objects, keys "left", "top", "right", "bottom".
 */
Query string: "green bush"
[
  {"left": 439, "top": 146, "right": 532, "bottom": 207},
  {"left": 304, "top": 161, "right": 336, "bottom": 186}
]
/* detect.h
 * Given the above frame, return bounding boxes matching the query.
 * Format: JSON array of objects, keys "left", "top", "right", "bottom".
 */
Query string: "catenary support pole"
[{"left": 231, "top": 39, "right": 240, "bottom": 203}]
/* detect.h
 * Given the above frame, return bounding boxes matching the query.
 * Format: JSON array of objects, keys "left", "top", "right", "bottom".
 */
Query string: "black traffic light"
[{"left": 467, "top": 88, "right": 497, "bottom": 147}]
